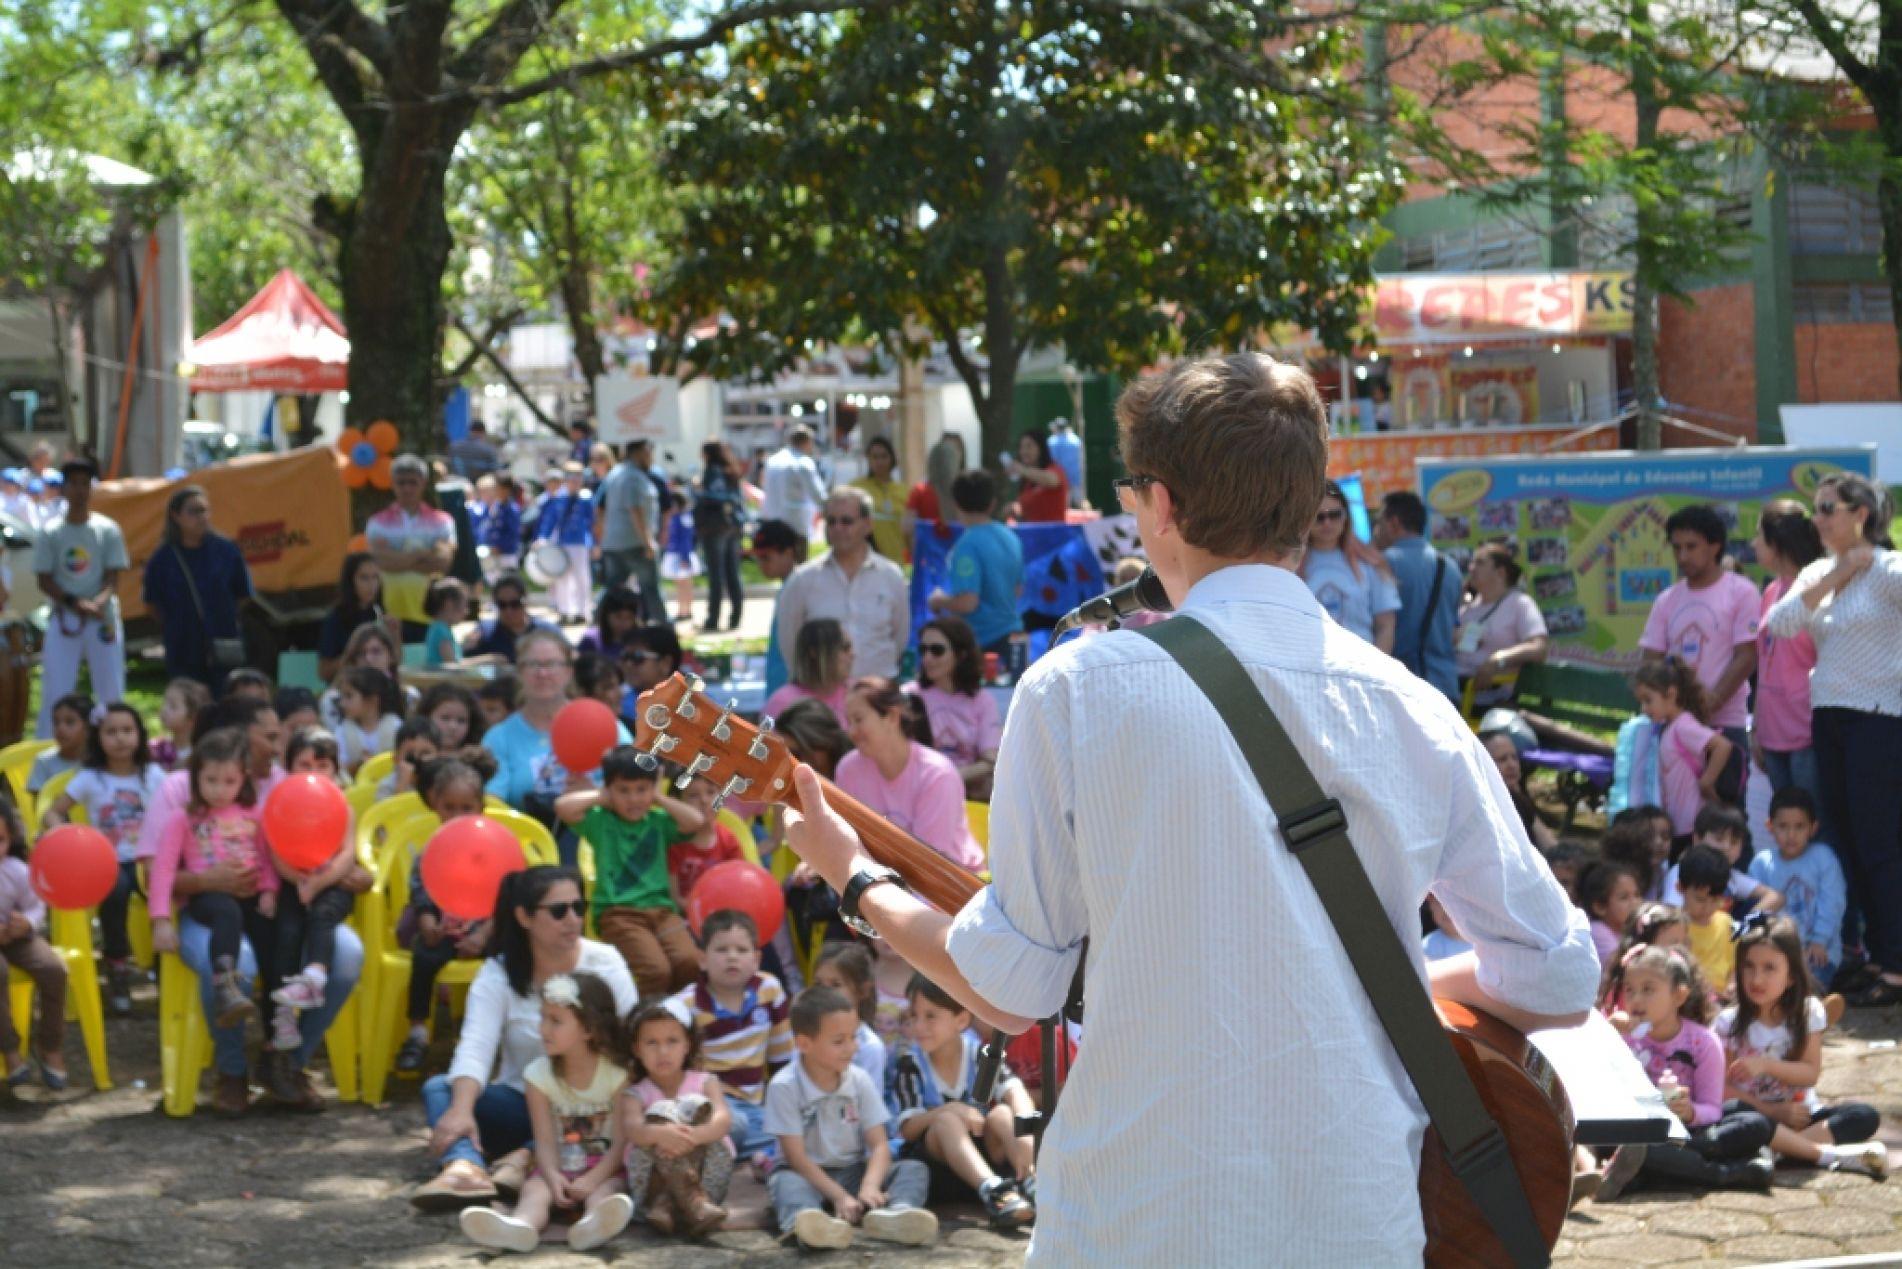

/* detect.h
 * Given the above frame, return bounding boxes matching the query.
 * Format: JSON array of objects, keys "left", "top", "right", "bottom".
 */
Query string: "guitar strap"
[{"left": 1136, "top": 615, "right": 1549, "bottom": 1269}]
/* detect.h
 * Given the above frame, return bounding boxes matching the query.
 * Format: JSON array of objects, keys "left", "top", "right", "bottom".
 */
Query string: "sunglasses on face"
[
  {"left": 919, "top": 643, "right": 952, "bottom": 656},
  {"left": 1315, "top": 508, "right": 1347, "bottom": 523},
  {"left": 496, "top": 597, "right": 526, "bottom": 609},
  {"left": 623, "top": 650, "right": 661, "bottom": 664},
  {"left": 1814, "top": 501, "right": 1840, "bottom": 516},
  {"left": 535, "top": 901, "right": 585, "bottom": 921}
]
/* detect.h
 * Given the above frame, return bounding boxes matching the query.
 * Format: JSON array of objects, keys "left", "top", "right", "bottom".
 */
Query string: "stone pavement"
[{"left": 2, "top": 983, "right": 1894, "bottom": 1265}]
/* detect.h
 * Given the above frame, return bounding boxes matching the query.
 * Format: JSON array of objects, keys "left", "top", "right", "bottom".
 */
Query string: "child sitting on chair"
[{"left": 0, "top": 799, "right": 68, "bottom": 1089}]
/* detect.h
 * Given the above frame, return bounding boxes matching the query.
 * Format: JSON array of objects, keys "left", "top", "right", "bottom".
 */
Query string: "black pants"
[
  {"left": 702, "top": 530, "right": 744, "bottom": 628},
  {"left": 408, "top": 936, "right": 458, "bottom": 1024},
  {"left": 98, "top": 860, "right": 143, "bottom": 963},
  {"left": 1810, "top": 1101, "right": 1881, "bottom": 1144},
  {"left": 185, "top": 892, "right": 279, "bottom": 990},
  {"left": 1636, "top": 1103, "right": 1773, "bottom": 1186},
  {"left": 274, "top": 885, "right": 356, "bottom": 980},
  {"left": 1813, "top": 707, "right": 1902, "bottom": 964}
]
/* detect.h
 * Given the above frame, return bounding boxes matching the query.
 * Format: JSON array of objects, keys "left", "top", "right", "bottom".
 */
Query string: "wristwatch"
[{"left": 839, "top": 864, "right": 903, "bottom": 938}]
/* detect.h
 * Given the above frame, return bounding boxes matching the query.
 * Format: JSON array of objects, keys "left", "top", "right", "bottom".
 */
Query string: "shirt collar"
[{"left": 1180, "top": 563, "right": 1323, "bottom": 623}]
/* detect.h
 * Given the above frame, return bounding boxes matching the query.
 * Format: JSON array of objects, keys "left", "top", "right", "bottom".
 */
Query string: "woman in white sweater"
[
  {"left": 1765, "top": 472, "right": 1902, "bottom": 1008},
  {"left": 411, "top": 865, "right": 637, "bottom": 1208}
]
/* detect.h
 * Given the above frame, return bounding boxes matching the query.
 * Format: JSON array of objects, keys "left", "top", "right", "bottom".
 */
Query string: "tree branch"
[
  {"left": 457, "top": 0, "right": 904, "bottom": 109},
  {"left": 442, "top": 307, "right": 525, "bottom": 383},
  {"left": 1783, "top": 0, "right": 1873, "bottom": 91},
  {"left": 272, "top": 0, "right": 382, "bottom": 139},
  {"left": 452, "top": 315, "right": 564, "bottom": 435},
  {"left": 275, "top": 0, "right": 393, "bottom": 73},
  {"left": 450, "top": 0, "right": 576, "bottom": 88}
]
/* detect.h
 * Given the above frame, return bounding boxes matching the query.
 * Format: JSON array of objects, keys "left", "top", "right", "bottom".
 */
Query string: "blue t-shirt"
[
  {"left": 1301, "top": 548, "right": 1400, "bottom": 643},
  {"left": 483, "top": 710, "right": 632, "bottom": 809},
  {"left": 1749, "top": 844, "right": 1847, "bottom": 969},
  {"left": 765, "top": 589, "right": 790, "bottom": 700},
  {"left": 140, "top": 535, "right": 254, "bottom": 680},
  {"left": 1383, "top": 536, "right": 1460, "bottom": 701},
  {"left": 424, "top": 619, "right": 460, "bottom": 668},
  {"left": 946, "top": 521, "right": 1024, "bottom": 648}
]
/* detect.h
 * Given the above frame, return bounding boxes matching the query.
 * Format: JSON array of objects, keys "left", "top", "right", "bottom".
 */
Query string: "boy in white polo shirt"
[{"left": 764, "top": 986, "right": 937, "bottom": 1250}]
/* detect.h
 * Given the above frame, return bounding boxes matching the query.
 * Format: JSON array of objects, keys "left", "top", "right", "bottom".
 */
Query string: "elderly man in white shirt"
[
  {"left": 776, "top": 487, "right": 911, "bottom": 680},
  {"left": 760, "top": 426, "right": 829, "bottom": 551},
  {"left": 780, "top": 353, "right": 1597, "bottom": 1266}
]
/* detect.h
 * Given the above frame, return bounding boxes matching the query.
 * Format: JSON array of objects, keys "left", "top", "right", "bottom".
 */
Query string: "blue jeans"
[
  {"left": 729, "top": 1095, "right": 777, "bottom": 1161},
  {"left": 421, "top": 1075, "right": 533, "bottom": 1168},
  {"left": 702, "top": 530, "right": 744, "bottom": 628},
  {"left": 768, "top": 1157, "right": 929, "bottom": 1233},
  {"left": 177, "top": 915, "right": 362, "bottom": 1077}
]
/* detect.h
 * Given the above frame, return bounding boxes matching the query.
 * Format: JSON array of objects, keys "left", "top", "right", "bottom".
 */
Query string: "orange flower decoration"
[{"left": 338, "top": 419, "right": 400, "bottom": 489}]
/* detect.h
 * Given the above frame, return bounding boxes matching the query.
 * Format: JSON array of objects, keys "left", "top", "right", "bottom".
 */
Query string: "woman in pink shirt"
[
  {"left": 1752, "top": 502, "right": 1823, "bottom": 801},
  {"left": 906, "top": 616, "right": 1002, "bottom": 800},
  {"left": 761, "top": 617, "right": 851, "bottom": 727},
  {"left": 836, "top": 677, "right": 984, "bottom": 871}
]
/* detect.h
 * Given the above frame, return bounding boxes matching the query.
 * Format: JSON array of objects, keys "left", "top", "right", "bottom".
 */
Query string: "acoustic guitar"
[{"left": 635, "top": 673, "right": 1576, "bottom": 1265}]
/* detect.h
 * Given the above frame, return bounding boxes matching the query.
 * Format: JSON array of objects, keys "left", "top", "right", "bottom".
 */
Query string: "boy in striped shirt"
[{"left": 670, "top": 909, "right": 794, "bottom": 1169}]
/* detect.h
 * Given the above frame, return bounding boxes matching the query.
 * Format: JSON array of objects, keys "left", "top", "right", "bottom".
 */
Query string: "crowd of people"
[{"left": 1, "top": 415, "right": 1897, "bottom": 1249}]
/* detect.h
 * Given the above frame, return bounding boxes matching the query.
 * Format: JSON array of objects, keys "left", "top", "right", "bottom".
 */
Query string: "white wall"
[{"left": 1536, "top": 344, "right": 1617, "bottom": 424}]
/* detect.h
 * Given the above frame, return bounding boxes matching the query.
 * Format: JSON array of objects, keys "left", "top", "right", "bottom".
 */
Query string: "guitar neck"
[{"left": 781, "top": 772, "right": 985, "bottom": 916}]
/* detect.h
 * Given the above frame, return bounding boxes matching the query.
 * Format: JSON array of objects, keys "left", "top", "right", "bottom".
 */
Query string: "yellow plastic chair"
[
  {"left": 359, "top": 808, "right": 556, "bottom": 1104},
  {"left": 355, "top": 791, "right": 427, "bottom": 870},
  {"left": 354, "top": 750, "right": 396, "bottom": 790},
  {"left": 32, "top": 767, "right": 77, "bottom": 833},
  {"left": 1460, "top": 672, "right": 1519, "bottom": 729},
  {"left": 965, "top": 800, "right": 990, "bottom": 852},
  {"left": 9, "top": 907, "right": 113, "bottom": 1090},
  {"left": 718, "top": 808, "right": 763, "bottom": 869},
  {"left": 0, "top": 738, "right": 54, "bottom": 821}
]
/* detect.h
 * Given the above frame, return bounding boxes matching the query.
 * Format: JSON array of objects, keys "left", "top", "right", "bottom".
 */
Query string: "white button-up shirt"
[
  {"left": 776, "top": 550, "right": 911, "bottom": 679},
  {"left": 948, "top": 564, "right": 1597, "bottom": 1266},
  {"left": 760, "top": 446, "right": 828, "bottom": 537}
]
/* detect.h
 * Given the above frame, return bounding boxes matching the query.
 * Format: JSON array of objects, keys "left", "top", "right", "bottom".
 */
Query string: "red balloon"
[
  {"left": 263, "top": 773, "right": 352, "bottom": 871},
  {"left": 420, "top": 816, "right": 528, "bottom": 921},
  {"left": 30, "top": 825, "right": 117, "bottom": 910},
  {"left": 551, "top": 698, "right": 621, "bottom": 774},
  {"left": 685, "top": 861, "right": 785, "bottom": 943}
]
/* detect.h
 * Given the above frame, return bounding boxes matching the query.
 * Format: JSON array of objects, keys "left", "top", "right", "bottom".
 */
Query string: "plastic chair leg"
[
  {"left": 61, "top": 947, "right": 112, "bottom": 1090},
  {"left": 127, "top": 893, "right": 154, "bottom": 971},
  {"left": 363, "top": 958, "right": 411, "bottom": 1106},
  {"left": 7, "top": 971, "right": 32, "bottom": 1053},
  {"left": 159, "top": 954, "right": 211, "bottom": 1118},
  {"left": 326, "top": 989, "right": 360, "bottom": 1103}
]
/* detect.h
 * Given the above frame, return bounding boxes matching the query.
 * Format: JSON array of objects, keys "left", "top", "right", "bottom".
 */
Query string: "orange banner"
[
  {"left": 1372, "top": 272, "right": 1634, "bottom": 344},
  {"left": 94, "top": 445, "right": 352, "bottom": 621},
  {"left": 1329, "top": 426, "right": 1619, "bottom": 503}
]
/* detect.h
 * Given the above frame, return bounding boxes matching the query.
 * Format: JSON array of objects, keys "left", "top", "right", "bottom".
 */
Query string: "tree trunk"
[
  {"left": 560, "top": 261, "right": 605, "bottom": 413},
  {"left": 1880, "top": 151, "right": 1902, "bottom": 401},
  {"left": 1630, "top": 2, "right": 1663, "bottom": 451}
]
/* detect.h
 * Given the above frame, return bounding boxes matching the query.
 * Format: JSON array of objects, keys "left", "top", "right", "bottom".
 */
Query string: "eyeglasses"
[
  {"left": 1314, "top": 508, "right": 1347, "bottom": 523},
  {"left": 919, "top": 643, "right": 952, "bottom": 656},
  {"left": 824, "top": 515, "right": 862, "bottom": 526},
  {"left": 1111, "top": 475, "right": 1160, "bottom": 497},
  {"left": 1814, "top": 500, "right": 1840, "bottom": 516},
  {"left": 535, "top": 901, "right": 585, "bottom": 921},
  {"left": 622, "top": 650, "right": 661, "bottom": 663},
  {"left": 519, "top": 658, "right": 568, "bottom": 672},
  {"left": 496, "top": 597, "right": 526, "bottom": 609}
]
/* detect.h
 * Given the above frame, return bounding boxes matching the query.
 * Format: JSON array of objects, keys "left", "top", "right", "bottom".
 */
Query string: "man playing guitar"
[{"left": 781, "top": 353, "right": 1598, "bottom": 1264}]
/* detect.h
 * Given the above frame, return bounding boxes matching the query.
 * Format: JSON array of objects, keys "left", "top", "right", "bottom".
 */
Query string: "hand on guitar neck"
[{"left": 633, "top": 675, "right": 1034, "bottom": 1035}]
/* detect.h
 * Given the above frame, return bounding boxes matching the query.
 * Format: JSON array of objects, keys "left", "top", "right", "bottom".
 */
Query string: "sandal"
[
  {"left": 410, "top": 1160, "right": 498, "bottom": 1212},
  {"left": 1847, "top": 977, "right": 1902, "bottom": 1009}
]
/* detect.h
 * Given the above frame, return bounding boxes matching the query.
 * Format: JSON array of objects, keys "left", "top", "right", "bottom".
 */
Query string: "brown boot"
[
  {"left": 660, "top": 1148, "right": 726, "bottom": 1238},
  {"left": 212, "top": 1071, "right": 251, "bottom": 1117},
  {"left": 211, "top": 959, "right": 256, "bottom": 1028}
]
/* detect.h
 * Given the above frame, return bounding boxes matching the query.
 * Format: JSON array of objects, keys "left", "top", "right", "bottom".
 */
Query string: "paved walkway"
[{"left": 3, "top": 984, "right": 1893, "bottom": 1266}]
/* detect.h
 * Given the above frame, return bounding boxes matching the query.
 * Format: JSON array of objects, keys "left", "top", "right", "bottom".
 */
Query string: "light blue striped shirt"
[{"left": 947, "top": 563, "right": 1597, "bottom": 1265}]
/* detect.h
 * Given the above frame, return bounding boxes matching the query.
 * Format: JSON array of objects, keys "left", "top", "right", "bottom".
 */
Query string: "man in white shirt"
[
  {"left": 776, "top": 488, "right": 910, "bottom": 680},
  {"left": 33, "top": 455, "right": 129, "bottom": 735},
  {"left": 780, "top": 353, "right": 1597, "bottom": 1265},
  {"left": 760, "top": 427, "right": 828, "bottom": 555}
]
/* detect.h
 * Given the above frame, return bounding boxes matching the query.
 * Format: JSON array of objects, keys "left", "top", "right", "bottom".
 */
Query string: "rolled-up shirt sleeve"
[
  {"left": 1433, "top": 733, "right": 1600, "bottom": 1016},
  {"left": 446, "top": 963, "right": 509, "bottom": 1088},
  {"left": 947, "top": 669, "right": 1085, "bottom": 1021}
]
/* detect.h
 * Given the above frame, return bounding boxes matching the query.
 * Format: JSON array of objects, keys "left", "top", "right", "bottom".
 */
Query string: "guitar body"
[
  {"left": 632, "top": 674, "right": 1573, "bottom": 1265},
  {"left": 1420, "top": 1000, "right": 1575, "bottom": 1267}
]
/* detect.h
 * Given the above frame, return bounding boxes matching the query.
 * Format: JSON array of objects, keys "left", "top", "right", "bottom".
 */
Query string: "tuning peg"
[
  {"left": 687, "top": 673, "right": 706, "bottom": 693},
  {"left": 749, "top": 715, "right": 775, "bottom": 763},
  {"left": 710, "top": 773, "right": 753, "bottom": 813},
  {"left": 710, "top": 700, "right": 737, "bottom": 743},
  {"left": 675, "top": 752, "right": 715, "bottom": 790},
  {"left": 643, "top": 703, "right": 673, "bottom": 731}
]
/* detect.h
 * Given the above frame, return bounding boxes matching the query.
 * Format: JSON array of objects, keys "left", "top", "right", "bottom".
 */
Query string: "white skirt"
[{"left": 660, "top": 549, "right": 702, "bottom": 580}]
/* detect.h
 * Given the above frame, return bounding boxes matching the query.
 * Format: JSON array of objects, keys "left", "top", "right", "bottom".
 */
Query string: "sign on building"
[{"left": 594, "top": 374, "right": 682, "bottom": 444}]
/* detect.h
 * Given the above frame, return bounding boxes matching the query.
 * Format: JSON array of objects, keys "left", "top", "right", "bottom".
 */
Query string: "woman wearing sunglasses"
[
  {"left": 906, "top": 616, "right": 1000, "bottom": 800},
  {"left": 1764, "top": 472, "right": 1902, "bottom": 1008},
  {"left": 413, "top": 865, "right": 639, "bottom": 1210},
  {"left": 1298, "top": 480, "right": 1399, "bottom": 654}
]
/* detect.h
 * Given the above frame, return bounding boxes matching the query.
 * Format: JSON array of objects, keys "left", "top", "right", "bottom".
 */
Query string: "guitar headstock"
[{"left": 631, "top": 674, "right": 798, "bottom": 810}]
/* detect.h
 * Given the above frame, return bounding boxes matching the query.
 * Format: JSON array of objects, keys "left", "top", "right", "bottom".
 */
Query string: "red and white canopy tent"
[{"left": 186, "top": 268, "right": 349, "bottom": 393}]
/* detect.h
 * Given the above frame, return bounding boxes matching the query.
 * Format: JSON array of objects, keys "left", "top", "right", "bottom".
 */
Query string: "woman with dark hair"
[
  {"left": 1006, "top": 429, "right": 1069, "bottom": 522},
  {"left": 413, "top": 865, "right": 637, "bottom": 1209},
  {"left": 906, "top": 615, "right": 1000, "bottom": 799},
  {"left": 1753, "top": 500, "right": 1826, "bottom": 801},
  {"left": 1454, "top": 541, "right": 1549, "bottom": 707},
  {"left": 1765, "top": 473, "right": 1902, "bottom": 1007},
  {"left": 836, "top": 677, "right": 982, "bottom": 869},
  {"left": 577, "top": 586, "right": 643, "bottom": 661},
  {"left": 318, "top": 553, "right": 392, "bottom": 681},
  {"left": 762, "top": 617, "right": 852, "bottom": 725},
  {"left": 695, "top": 440, "right": 748, "bottom": 632},
  {"left": 852, "top": 435, "right": 912, "bottom": 562},
  {"left": 141, "top": 484, "right": 255, "bottom": 688},
  {"left": 619, "top": 622, "right": 683, "bottom": 695}
]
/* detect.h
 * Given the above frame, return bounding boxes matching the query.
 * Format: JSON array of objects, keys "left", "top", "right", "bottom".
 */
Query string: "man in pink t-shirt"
[{"left": 1640, "top": 506, "right": 1758, "bottom": 741}]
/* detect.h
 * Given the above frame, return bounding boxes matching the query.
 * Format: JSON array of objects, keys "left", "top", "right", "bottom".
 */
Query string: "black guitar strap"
[{"left": 1136, "top": 615, "right": 1549, "bottom": 1268}]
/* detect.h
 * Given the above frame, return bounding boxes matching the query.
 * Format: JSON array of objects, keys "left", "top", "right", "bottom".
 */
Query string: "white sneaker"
[
  {"left": 271, "top": 972, "right": 325, "bottom": 1010},
  {"left": 791, "top": 1208, "right": 854, "bottom": 1250},
  {"left": 459, "top": 1206, "right": 540, "bottom": 1253},
  {"left": 862, "top": 1205, "right": 938, "bottom": 1246},
  {"left": 1596, "top": 1145, "right": 1647, "bottom": 1202},
  {"left": 1830, "top": 1141, "right": 1889, "bottom": 1180},
  {"left": 567, "top": 1193, "right": 633, "bottom": 1251}
]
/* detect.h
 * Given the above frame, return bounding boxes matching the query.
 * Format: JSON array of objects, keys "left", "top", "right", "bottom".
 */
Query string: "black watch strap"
[{"left": 840, "top": 866, "right": 902, "bottom": 932}]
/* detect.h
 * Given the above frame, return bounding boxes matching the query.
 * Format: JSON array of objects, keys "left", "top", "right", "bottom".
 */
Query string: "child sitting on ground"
[
  {"left": 670, "top": 910, "right": 794, "bottom": 1173},
  {"left": 767, "top": 986, "right": 938, "bottom": 1250},
  {"left": 394, "top": 750, "right": 497, "bottom": 1074},
  {"left": 1602, "top": 903, "right": 1691, "bottom": 1026},
  {"left": 1541, "top": 839, "right": 1591, "bottom": 904},
  {"left": 555, "top": 746, "right": 705, "bottom": 999},
  {"left": 1578, "top": 859, "right": 1642, "bottom": 970},
  {"left": 811, "top": 942, "right": 889, "bottom": 1091},
  {"left": 460, "top": 972, "right": 634, "bottom": 1253},
  {"left": 1597, "top": 944, "right": 1774, "bottom": 1199},
  {"left": 621, "top": 997, "right": 733, "bottom": 1237},
  {"left": 268, "top": 727, "right": 360, "bottom": 1088},
  {"left": 0, "top": 799, "right": 68, "bottom": 1089},
  {"left": 1748, "top": 788, "right": 1846, "bottom": 988},
  {"left": 886, "top": 973, "right": 1038, "bottom": 1230},
  {"left": 1715, "top": 917, "right": 1886, "bottom": 1178},
  {"left": 1662, "top": 805, "right": 1781, "bottom": 918},
  {"left": 1675, "top": 845, "right": 1739, "bottom": 999},
  {"left": 1600, "top": 810, "right": 1669, "bottom": 903}
]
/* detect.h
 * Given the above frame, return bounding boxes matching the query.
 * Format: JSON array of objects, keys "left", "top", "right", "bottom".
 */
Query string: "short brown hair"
[{"left": 1116, "top": 353, "right": 1329, "bottom": 557}]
